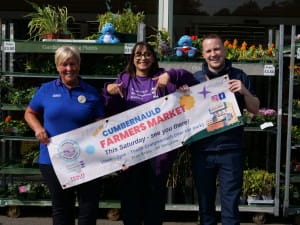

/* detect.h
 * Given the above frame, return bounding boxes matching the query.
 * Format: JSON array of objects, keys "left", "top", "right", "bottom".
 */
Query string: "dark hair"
[
  {"left": 202, "top": 33, "right": 224, "bottom": 45},
  {"left": 124, "top": 42, "right": 159, "bottom": 78}
]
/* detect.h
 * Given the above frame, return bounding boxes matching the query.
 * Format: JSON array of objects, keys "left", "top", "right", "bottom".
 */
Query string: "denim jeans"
[
  {"left": 40, "top": 164, "right": 102, "bottom": 225},
  {"left": 191, "top": 149, "right": 243, "bottom": 225}
]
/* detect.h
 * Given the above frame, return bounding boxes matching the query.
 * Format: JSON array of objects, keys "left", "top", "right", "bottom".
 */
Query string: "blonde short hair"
[{"left": 54, "top": 45, "right": 81, "bottom": 67}]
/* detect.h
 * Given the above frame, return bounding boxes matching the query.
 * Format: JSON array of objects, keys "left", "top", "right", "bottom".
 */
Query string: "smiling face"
[
  {"left": 202, "top": 37, "right": 227, "bottom": 74},
  {"left": 57, "top": 56, "right": 80, "bottom": 88},
  {"left": 133, "top": 45, "right": 154, "bottom": 77}
]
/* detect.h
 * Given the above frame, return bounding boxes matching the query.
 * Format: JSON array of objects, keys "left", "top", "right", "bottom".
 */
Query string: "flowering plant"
[
  {"left": 252, "top": 108, "right": 277, "bottom": 124},
  {"left": 191, "top": 35, "right": 202, "bottom": 52},
  {"left": 224, "top": 39, "right": 276, "bottom": 62},
  {"left": 243, "top": 108, "right": 277, "bottom": 126},
  {"left": 0, "top": 116, "right": 30, "bottom": 135},
  {"left": 148, "top": 28, "right": 171, "bottom": 56}
]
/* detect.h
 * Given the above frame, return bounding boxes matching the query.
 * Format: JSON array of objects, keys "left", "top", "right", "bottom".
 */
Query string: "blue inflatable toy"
[
  {"left": 175, "top": 35, "right": 197, "bottom": 57},
  {"left": 96, "top": 23, "right": 120, "bottom": 44}
]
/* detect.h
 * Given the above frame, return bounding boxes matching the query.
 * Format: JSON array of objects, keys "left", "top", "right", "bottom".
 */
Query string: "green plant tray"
[
  {"left": 1, "top": 104, "right": 27, "bottom": 111},
  {"left": 0, "top": 198, "right": 120, "bottom": 208},
  {"left": 0, "top": 167, "right": 41, "bottom": 175},
  {"left": 1, "top": 71, "right": 116, "bottom": 80}
]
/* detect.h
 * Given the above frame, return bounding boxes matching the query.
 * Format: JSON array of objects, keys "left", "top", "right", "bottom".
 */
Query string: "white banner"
[{"left": 48, "top": 75, "right": 243, "bottom": 189}]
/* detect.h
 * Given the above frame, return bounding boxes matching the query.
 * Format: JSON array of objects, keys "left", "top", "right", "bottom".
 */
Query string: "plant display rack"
[
  {"left": 0, "top": 23, "right": 284, "bottom": 223},
  {"left": 282, "top": 25, "right": 300, "bottom": 224}
]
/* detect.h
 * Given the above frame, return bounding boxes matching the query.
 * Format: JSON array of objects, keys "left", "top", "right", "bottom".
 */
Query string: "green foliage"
[
  {"left": 0, "top": 78, "right": 14, "bottom": 102},
  {"left": 24, "top": 0, "right": 74, "bottom": 40},
  {"left": 7, "top": 182, "right": 50, "bottom": 200},
  {"left": 57, "top": 5, "right": 74, "bottom": 35},
  {"left": 24, "top": 1, "right": 59, "bottom": 40},
  {"left": 0, "top": 119, "right": 30, "bottom": 135},
  {"left": 7, "top": 87, "right": 36, "bottom": 105},
  {"left": 148, "top": 27, "right": 171, "bottom": 56},
  {"left": 94, "top": 55, "right": 127, "bottom": 75},
  {"left": 97, "top": 8, "right": 144, "bottom": 34},
  {"left": 25, "top": 57, "right": 56, "bottom": 74},
  {"left": 242, "top": 169, "right": 275, "bottom": 197},
  {"left": 292, "top": 125, "right": 300, "bottom": 144},
  {"left": 22, "top": 147, "right": 39, "bottom": 165}
]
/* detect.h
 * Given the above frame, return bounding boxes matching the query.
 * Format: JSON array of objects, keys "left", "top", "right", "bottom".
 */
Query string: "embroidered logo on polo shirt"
[{"left": 52, "top": 94, "right": 62, "bottom": 98}]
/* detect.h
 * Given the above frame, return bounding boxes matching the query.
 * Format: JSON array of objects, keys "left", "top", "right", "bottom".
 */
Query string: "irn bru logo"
[{"left": 211, "top": 92, "right": 226, "bottom": 102}]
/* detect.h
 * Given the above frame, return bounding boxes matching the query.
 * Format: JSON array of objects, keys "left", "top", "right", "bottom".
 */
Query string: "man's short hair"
[{"left": 202, "top": 34, "right": 224, "bottom": 43}]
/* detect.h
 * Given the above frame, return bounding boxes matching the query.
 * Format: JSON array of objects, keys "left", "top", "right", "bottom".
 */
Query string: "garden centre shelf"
[
  {"left": 244, "top": 127, "right": 277, "bottom": 133},
  {"left": 1, "top": 72, "right": 117, "bottom": 80},
  {"left": 3, "top": 40, "right": 134, "bottom": 54},
  {"left": 0, "top": 167, "right": 40, "bottom": 175},
  {"left": 0, "top": 198, "right": 275, "bottom": 214},
  {"left": 1, "top": 63, "right": 272, "bottom": 78},
  {"left": 0, "top": 104, "right": 26, "bottom": 111},
  {"left": 159, "top": 61, "right": 276, "bottom": 75},
  {"left": 0, "top": 199, "right": 120, "bottom": 208},
  {"left": 283, "top": 25, "right": 300, "bottom": 219}
]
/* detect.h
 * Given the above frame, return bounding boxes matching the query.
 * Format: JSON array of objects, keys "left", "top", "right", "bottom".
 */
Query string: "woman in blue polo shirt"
[{"left": 24, "top": 45, "right": 105, "bottom": 225}]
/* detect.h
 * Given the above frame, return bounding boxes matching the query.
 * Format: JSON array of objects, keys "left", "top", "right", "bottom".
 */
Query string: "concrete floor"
[
  {"left": 0, "top": 216, "right": 293, "bottom": 225},
  {"left": 0, "top": 206, "right": 294, "bottom": 225}
]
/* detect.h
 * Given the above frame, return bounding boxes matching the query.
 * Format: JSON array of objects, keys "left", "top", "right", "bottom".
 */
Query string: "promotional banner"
[{"left": 47, "top": 75, "right": 243, "bottom": 189}]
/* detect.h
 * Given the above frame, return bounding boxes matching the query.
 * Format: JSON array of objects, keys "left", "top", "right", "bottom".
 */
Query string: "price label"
[
  {"left": 3, "top": 41, "right": 15, "bottom": 53},
  {"left": 297, "top": 48, "right": 300, "bottom": 59},
  {"left": 263, "top": 64, "right": 275, "bottom": 76},
  {"left": 124, "top": 43, "right": 135, "bottom": 54}
]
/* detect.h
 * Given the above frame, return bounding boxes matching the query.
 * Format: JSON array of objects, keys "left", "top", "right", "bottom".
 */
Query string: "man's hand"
[
  {"left": 228, "top": 79, "right": 246, "bottom": 94},
  {"left": 178, "top": 84, "right": 190, "bottom": 92}
]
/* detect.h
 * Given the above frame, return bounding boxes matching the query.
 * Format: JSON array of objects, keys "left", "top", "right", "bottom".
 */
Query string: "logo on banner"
[{"left": 58, "top": 140, "right": 80, "bottom": 162}]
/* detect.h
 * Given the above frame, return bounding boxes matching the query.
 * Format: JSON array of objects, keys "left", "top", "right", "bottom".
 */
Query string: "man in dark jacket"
[{"left": 191, "top": 34, "right": 260, "bottom": 225}]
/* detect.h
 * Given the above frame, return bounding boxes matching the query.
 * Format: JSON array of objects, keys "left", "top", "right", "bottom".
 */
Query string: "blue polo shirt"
[{"left": 29, "top": 78, "right": 105, "bottom": 164}]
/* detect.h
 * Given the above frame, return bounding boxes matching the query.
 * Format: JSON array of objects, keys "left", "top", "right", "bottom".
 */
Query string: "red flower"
[{"left": 190, "top": 35, "right": 198, "bottom": 41}]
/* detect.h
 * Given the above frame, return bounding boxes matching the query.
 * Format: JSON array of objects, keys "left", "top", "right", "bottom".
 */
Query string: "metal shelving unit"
[
  {"left": 0, "top": 23, "right": 284, "bottom": 220},
  {"left": 283, "top": 25, "right": 300, "bottom": 222}
]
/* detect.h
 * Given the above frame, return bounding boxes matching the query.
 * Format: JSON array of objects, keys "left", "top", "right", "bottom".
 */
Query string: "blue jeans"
[
  {"left": 191, "top": 149, "right": 243, "bottom": 225},
  {"left": 40, "top": 164, "right": 102, "bottom": 225}
]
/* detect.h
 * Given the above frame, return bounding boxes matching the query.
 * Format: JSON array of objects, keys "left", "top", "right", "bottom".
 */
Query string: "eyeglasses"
[{"left": 134, "top": 51, "right": 152, "bottom": 59}]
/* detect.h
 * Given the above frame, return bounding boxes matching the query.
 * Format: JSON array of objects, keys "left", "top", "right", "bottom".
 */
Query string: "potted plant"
[
  {"left": 97, "top": 8, "right": 144, "bottom": 42},
  {"left": 22, "top": 147, "right": 39, "bottom": 167},
  {"left": 292, "top": 125, "right": 300, "bottom": 145},
  {"left": 261, "top": 171, "right": 275, "bottom": 200},
  {"left": 242, "top": 169, "right": 275, "bottom": 203},
  {"left": 242, "top": 109, "right": 254, "bottom": 126},
  {"left": 148, "top": 27, "right": 172, "bottom": 57},
  {"left": 57, "top": 6, "right": 74, "bottom": 38},
  {"left": 242, "top": 169, "right": 263, "bottom": 201},
  {"left": 7, "top": 87, "right": 36, "bottom": 105},
  {"left": 251, "top": 108, "right": 277, "bottom": 125},
  {"left": 24, "top": 1, "right": 59, "bottom": 40},
  {"left": 1, "top": 116, "right": 30, "bottom": 136},
  {"left": 293, "top": 99, "right": 300, "bottom": 114},
  {"left": 24, "top": 1, "right": 74, "bottom": 40}
]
